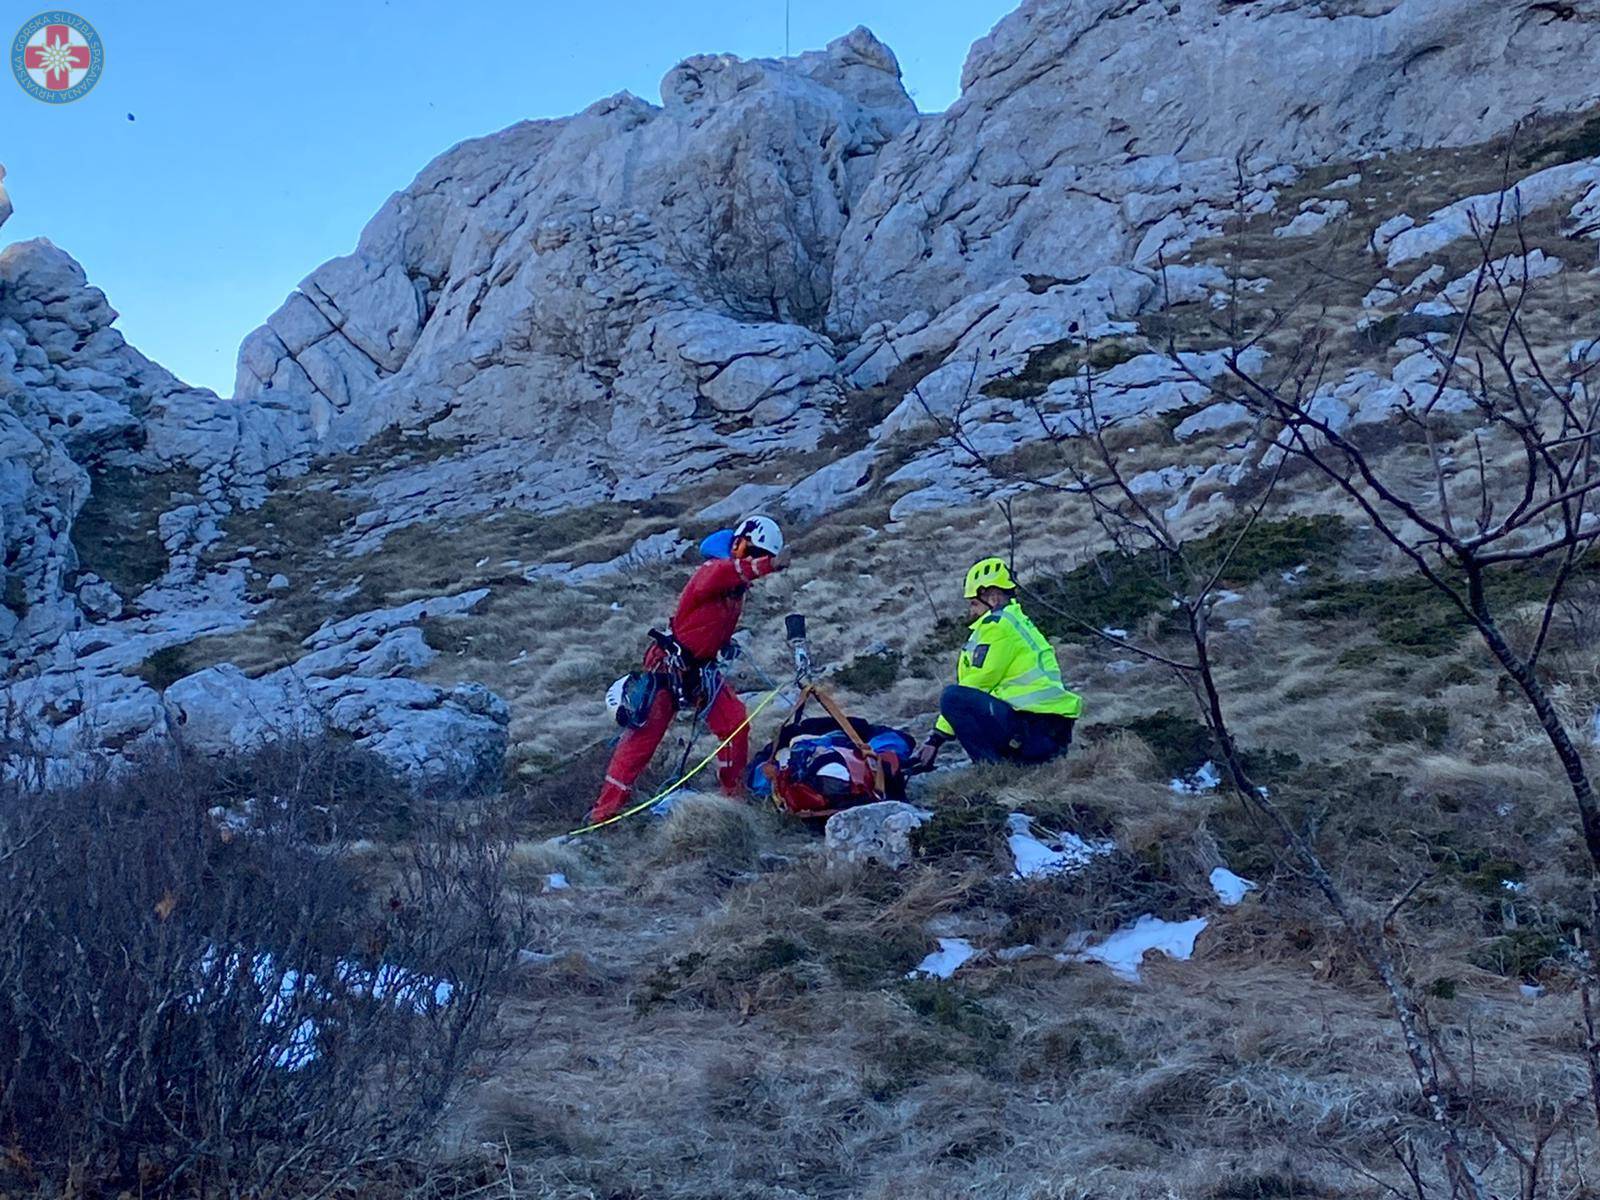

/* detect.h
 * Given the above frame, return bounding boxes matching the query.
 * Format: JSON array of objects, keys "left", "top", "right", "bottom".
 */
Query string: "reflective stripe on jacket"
[{"left": 935, "top": 600, "right": 1083, "bottom": 735}]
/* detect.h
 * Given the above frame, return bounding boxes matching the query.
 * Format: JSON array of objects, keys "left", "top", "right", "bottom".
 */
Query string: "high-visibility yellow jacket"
[{"left": 936, "top": 600, "right": 1083, "bottom": 736}]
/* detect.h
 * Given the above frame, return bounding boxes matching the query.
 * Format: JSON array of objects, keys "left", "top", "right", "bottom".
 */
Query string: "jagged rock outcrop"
[
  {"left": 8, "top": 0, "right": 1600, "bottom": 793},
  {"left": 830, "top": 0, "right": 1600, "bottom": 332},
  {"left": 234, "top": 29, "right": 916, "bottom": 505},
  {"left": 163, "top": 591, "right": 508, "bottom": 791},
  {"left": 0, "top": 195, "right": 511, "bottom": 789}
]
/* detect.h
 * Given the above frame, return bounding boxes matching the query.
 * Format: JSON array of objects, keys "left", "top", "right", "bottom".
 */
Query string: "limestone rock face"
[
  {"left": 163, "top": 648, "right": 509, "bottom": 793},
  {"left": 830, "top": 0, "right": 1600, "bottom": 331},
  {"left": 10, "top": 2, "right": 1600, "bottom": 797},
  {"left": 234, "top": 30, "right": 916, "bottom": 493}
]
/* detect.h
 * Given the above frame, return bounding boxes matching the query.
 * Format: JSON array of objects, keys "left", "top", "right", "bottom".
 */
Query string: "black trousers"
[{"left": 939, "top": 685, "right": 1075, "bottom": 765}]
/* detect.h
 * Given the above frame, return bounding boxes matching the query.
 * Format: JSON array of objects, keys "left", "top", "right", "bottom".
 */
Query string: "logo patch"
[
  {"left": 12, "top": 11, "right": 103, "bottom": 104},
  {"left": 970, "top": 644, "right": 990, "bottom": 668}
]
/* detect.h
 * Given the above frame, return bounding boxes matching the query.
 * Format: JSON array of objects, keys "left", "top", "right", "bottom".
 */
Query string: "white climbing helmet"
[
  {"left": 734, "top": 513, "right": 784, "bottom": 556},
  {"left": 606, "top": 675, "right": 629, "bottom": 719}
]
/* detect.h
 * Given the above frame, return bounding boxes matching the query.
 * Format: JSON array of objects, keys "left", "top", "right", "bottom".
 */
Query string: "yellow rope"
[{"left": 563, "top": 685, "right": 785, "bottom": 838}]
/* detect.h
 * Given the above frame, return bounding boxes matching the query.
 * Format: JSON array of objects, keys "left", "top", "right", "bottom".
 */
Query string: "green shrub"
[
  {"left": 982, "top": 336, "right": 1146, "bottom": 400},
  {"left": 1029, "top": 516, "right": 1349, "bottom": 644},
  {"left": 912, "top": 802, "right": 1011, "bottom": 860},
  {"left": 1288, "top": 552, "right": 1600, "bottom": 654},
  {"left": 832, "top": 649, "right": 903, "bottom": 694},
  {"left": 1521, "top": 114, "right": 1600, "bottom": 168},
  {"left": 1365, "top": 704, "right": 1450, "bottom": 749},
  {"left": 134, "top": 643, "right": 200, "bottom": 692},
  {"left": 1471, "top": 929, "right": 1573, "bottom": 981},
  {"left": 72, "top": 466, "right": 202, "bottom": 598},
  {"left": 898, "top": 979, "right": 1012, "bottom": 1044}
]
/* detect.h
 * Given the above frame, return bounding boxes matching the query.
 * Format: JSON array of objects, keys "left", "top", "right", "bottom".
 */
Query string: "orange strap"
[
  {"left": 806, "top": 684, "right": 887, "bottom": 797},
  {"left": 765, "top": 684, "right": 889, "bottom": 805}
]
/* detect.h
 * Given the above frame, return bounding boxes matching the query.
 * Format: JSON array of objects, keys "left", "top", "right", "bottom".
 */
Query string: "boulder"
[
  {"left": 824, "top": 801, "right": 932, "bottom": 870},
  {"left": 162, "top": 619, "right": 508, "bottom": 792}
]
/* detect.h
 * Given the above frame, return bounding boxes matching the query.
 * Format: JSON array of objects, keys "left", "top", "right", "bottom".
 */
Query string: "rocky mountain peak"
[{"left": 4, "top": 1, "right": 1600, "bottom": 795}]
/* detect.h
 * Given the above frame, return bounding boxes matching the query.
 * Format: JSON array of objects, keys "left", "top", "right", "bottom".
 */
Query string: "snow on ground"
[
  {"left": 1006, "top": 812, "right": 1114, "bottom": 879},
  {"left": 908, "top": 937, "right": 977, "bottom": 980},
  {"left": 1209, "top": 867, "right": 1256, "bottom": 906},
  {"left": 1171, "top": 761, "right": 1222, "bottom": 795},
  {"left": 192, "top": 947, "right": 455, "bottom": 1069},
  {"left": 1059, "top": 915, "right": 1210, "bottom": 981}
]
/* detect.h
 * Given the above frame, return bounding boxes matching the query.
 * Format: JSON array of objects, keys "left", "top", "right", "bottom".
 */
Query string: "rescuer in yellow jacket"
[{"left": 913, "top": 557, "right": 1083, "bottom": 769}]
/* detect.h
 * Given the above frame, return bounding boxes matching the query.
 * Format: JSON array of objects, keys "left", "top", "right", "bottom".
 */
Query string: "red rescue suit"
[{"left": 589, "top": 553, "right": 781, "bottom": 822}]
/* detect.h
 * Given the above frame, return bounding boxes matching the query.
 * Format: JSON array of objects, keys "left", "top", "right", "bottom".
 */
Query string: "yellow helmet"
[{"left": 963, "top": 557, "right": 1015, "bottom": 598}]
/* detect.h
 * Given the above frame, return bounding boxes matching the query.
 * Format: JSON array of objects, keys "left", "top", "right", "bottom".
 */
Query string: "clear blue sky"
[{"left": 1, "top": 0, "right": 1015, "bottom": 396}]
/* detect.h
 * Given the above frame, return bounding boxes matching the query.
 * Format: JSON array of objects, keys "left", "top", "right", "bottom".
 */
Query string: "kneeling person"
[{"left": 915, "top": 558, "right": 1082, "bottom": 769}]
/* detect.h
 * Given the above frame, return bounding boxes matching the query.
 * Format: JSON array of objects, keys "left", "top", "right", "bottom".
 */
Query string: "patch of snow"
[
  {"left": 351, "top": 962, "right": 455, "bottom": 1012},
  {"left": 546, "top": 873, "right": 570, "bottom": 891},
  {"left": 908, "top": 937, "right": 977, "bottom": 980},
  {"left": 1521, "top": 983, "right": 1544, "bottom": 998},
  {"left": 1590, "top": 707, "right": 1600, "bottom": 749},
  {"left": 1210, "top": 867, "right": 1257, "bottom": 906},
  {"left": 1101, "top": 626, "right": 1130, "bottom": 639},
  {"left": 1501, "top": 879, "right": 1527, "bottom": 894},
  {"left": 1007, "top": 813, "right": 1114, "bottom": 879},
  {"left": 997, "top": 944, "right": 1036, "bottom": 962},
  {"left": 275, "top": 1018, "right": 320, "bottom": 1071},
  {"left": 1171, "top": 761, "right": 1222, "bottom": 795},
  {"left": 191, "top": 947, "right": 455, "bottom": 1069},
  {"left": 1060, "top": 915, "right": 1210, "bottom": 981}
]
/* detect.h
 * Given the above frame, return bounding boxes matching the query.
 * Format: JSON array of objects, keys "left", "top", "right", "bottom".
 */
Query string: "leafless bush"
[{"left": 0, "top": 740, "right": 522, "bottom": 1198}]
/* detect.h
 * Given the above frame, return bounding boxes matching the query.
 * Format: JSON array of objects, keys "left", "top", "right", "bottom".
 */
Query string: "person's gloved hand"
[
  {"left": 772, "top": 549, "right": 792, "bottom": 571},
  {"left": 913, "top": 734, "right": 946, "bottom": 771}
]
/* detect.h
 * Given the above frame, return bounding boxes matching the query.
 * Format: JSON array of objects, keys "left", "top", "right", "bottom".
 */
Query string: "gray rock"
[
  {"left": 232, "top": 30, "right": 916, "bottom": 492},
  {"left": 1387, "top": 159, "right": 1600, "bottom": 265},
  {"left": 832, "top": 0, "right": 1600, "bottom": 331},
  {"left": 1274, "top": 200, "right": 1350, "bottom": 239},
  {"left": 1174, "top": 403, "right": 1253, "bottom": 443},
  {"left": 162, "top": 617, "right": 506, "bottom": 791},
  {"left": 824, "top": 801, "right": 932, "bottom": 870}
]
